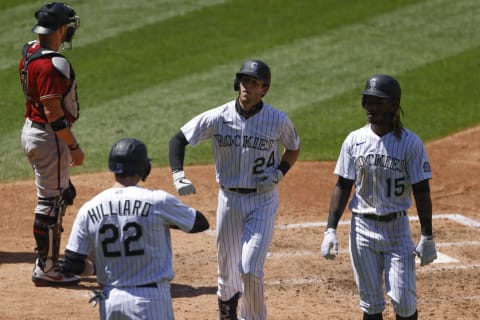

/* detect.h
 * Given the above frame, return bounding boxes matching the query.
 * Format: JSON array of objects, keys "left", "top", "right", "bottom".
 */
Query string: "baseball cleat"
[{"left": 32, "top": 259, "right": 80, "bottom": 287}]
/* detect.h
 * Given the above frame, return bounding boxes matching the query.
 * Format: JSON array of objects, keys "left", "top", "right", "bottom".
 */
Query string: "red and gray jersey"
[
  {"left": 334, "top": 124, "right": 432, "bottom": 215},
  {"left": 19, "top": 40, "right": 79, "bottom": 124},
  {"left": 66, "top": 186, "right": 197, "bottom": 286},
  {"left": 181, "top": 100, "right": 300, "bottom": 188}
]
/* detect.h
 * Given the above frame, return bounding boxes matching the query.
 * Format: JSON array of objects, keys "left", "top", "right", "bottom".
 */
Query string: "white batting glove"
[
  {"left": 172, "top": 170, "right": 196, "bottom": 196},
  {"left": 256, "top": 169, "right": 283, "bottom": 193},
  {"left": 414, "top": 235, "right": 437, "bottom": 266},
  {"left": 321, "top": 228, "right": 338, "bottom": 259}
]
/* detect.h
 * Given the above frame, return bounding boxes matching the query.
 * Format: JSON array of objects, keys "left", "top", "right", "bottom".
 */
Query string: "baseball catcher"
[{"left": 20, "top": 2, "right": 83, "bottom": 286}]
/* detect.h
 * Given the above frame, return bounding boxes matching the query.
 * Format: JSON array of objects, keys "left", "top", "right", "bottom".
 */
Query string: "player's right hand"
[
  {"left": 172, "top": 170, "right": 196, "bottom": 196},
  {"left": 70, "top": 146, "right": 84, "bottom": 166},
  {"left": 321, "top": 228, "right": 338, "bottom": 259}
]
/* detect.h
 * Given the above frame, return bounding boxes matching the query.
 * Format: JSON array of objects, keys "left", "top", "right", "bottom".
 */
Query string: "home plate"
[{"left": 416, "top": 251, "right": 458, "bottom": 264}]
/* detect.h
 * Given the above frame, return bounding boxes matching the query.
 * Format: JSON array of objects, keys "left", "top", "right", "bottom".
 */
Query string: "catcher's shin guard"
[
  {"left": 218, "top": 292, "right": 240, "bottom": 320},
  {"left": 34, "top": 194, "right": 68, "bottom": 270},
  {"left": 33, "top": 214, "right": 56, "bottom": 259}
]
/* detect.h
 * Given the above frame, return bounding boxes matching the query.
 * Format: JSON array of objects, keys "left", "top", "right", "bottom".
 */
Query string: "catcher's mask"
[
  {"left": 234, "top": 59, "right": 271, "bottom": 92},
  {"left": 32, "top": 2, "right": 80, "bottom": 47},
  {"left": 361, "top": 74, "right": 401, "bottom": 107},
  {"left": 108, "top": 138, "right": 151, "bottom": 181}
]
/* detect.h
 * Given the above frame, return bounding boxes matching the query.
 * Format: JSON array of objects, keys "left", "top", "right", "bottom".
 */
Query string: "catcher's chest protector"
[{"left": 21, "top": 41, "right": 80, "bottom": 123}]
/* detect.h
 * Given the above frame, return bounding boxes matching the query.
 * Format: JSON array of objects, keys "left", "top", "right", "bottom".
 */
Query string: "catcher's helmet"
[
  {"left": 234, "top": 59, "right": 271, "bottom": 91},
  {"left": 108, "top": 138, "right": 151, "bottom": 181},
  {"left": 362, "top": 74, "right": 401, "bottom": 100},
  {"left": 32, "top": 2, "right": 80, "bottom": 40}
]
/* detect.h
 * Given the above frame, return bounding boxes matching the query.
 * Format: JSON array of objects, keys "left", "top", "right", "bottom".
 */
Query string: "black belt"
[
  {"left": 221, "top": 186, "right": 257, "bottom": 194},
  {"left": 30, "top": 120, "right": 46, "bottom": 129},
  {"left": 353, "top": 210, "right": 406, "bottom": 222},
  {"left": 136, "top": 282, "right": 157, "bottom": 288}
]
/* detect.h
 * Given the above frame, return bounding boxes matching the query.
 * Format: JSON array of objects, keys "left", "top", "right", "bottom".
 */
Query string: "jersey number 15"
[{"left": 386, "top": 177, "right": 406, "bottom": 197}]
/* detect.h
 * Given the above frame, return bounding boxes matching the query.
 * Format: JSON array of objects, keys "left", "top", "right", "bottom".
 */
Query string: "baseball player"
[
  {"left": 19, "top": 2, "right": 84, "bottom": 286},
  {"left": 62, "top": 137, "right": 210, "bottom": 320},
  {"left": 169, "top": 59, "right": 300, "bottom": 320},
  {"left": 320, "top": 74, "right": 437, "bottom": 320}
]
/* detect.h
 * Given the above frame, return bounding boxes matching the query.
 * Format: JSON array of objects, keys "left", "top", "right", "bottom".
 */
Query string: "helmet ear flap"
[
  {"left": 233, "top": 76, "right": 240, "bottom": 91},
  {"left": 142, "top": 160, "right": 151, "bottom": 181},
  {"left": 361, "top": 95, "right": 366, "bottom": 108}
]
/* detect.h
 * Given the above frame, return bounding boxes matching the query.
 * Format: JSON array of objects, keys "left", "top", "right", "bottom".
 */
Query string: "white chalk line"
[
  {"left": 276, "top": 213, "right": 480, "bottom": 230},
  {"left": 262, "top": 213, "right": 480, "bottom": 303},
  {"left": 205, "top": 213, "right": 480, "bottom": 236},
  {"left": 206, "top": 213, "right": 480, "bottom": 236},
  {"left": 209, "top": 213, "right": 480, "bottom": 264},
  {"left": 267, "top": 248, "right": 467, "bottom": 264},
  {"left": 202, "top": 213, "right": 480, "bottom": 302},
  {"left": 209, "top": 213, "right": 480, "bottom": 288}
]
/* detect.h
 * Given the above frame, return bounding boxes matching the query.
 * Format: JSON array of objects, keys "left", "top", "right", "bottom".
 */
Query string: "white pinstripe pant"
[
  {"left": 349, "top": 214, "right": 417, "bottom": 317},
  {"left": 99, "top": 281, "right": 173, "bottom": 320},
  {"left": 216, "top": 188, "right": 279, "bottom": 320}
]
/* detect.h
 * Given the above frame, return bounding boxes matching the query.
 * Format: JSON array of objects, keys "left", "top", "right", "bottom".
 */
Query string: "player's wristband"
[
  {"left": 50, "top": 116, "right": 69, "bottom": 132},
  {"left": 277, "top": 161, "right": 291, "bottom": 176}
]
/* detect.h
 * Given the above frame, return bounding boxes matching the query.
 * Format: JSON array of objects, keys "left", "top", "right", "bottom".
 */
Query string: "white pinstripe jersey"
[
  {"left": 66, "top": 186, "right": 197, "bottom": 286},
  {"left": 181, "top": 100, "right": 300, "bottom": 188},
  {"left": 335, "top": 124, "right": 432, "bottom": 215}
]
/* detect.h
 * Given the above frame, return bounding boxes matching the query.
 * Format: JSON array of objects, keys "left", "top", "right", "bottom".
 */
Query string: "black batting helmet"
[
  {"left": 362, "top": 74, "right": 401, "bottom": 100},
  {"left": 108, "top": 138, "right": 151, "bottom": 181},
  {"left": 32, "top": 2, "right": 80, "bottom": 41},
  {"left": 234, "top": 59, "right": 271, "bottom": 91}
]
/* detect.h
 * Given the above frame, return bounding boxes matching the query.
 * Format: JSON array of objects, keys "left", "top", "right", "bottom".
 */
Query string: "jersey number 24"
[{"left": 253, "top": 151, "right": 275, "bottom": 174}]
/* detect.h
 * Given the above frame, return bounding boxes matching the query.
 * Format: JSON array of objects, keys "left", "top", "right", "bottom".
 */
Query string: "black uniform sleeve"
[
  {"left": 412, "top": 179, "right": 433, "bottom": 236},
  {"left": 62, "top": 249, "right": 88, "bottom": 275},
  {"left": 168, "top": 130, "right": 189, "bottom": 172},
  {"left": 189, "top": 210, "right": 210, "bottom": 233},
  {"left": 326, "top": 176, "right": 354, "bottom": 229}
]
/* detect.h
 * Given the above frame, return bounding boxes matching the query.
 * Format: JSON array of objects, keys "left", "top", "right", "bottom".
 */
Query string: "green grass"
[{"left": 1, "top": 0, "right": 479, "bottom": 181}]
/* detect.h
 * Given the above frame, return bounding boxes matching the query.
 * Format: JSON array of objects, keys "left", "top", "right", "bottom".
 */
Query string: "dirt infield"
[{"left": 1, "top": 126, "right": 479, "bottom": 319}]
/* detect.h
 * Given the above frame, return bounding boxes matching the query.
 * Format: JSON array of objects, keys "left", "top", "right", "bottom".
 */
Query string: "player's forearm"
[
  {"left": 413, "top": 180, "right": 433, "bottom": 236},
  {"left": 43, "top": 98, "right": 78, "bottom": 147},
  {"left": 54, "top": 126, "right": 78, "bottom": 148},
  {"left": 169, "top": 130, "right": 189, "bottom": 172},
  {"left": 414, "top": 192, "right": 433, "bottom": 236},
  {"left": 326, "top": 178, "right": 353, "bottom": 229}
]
